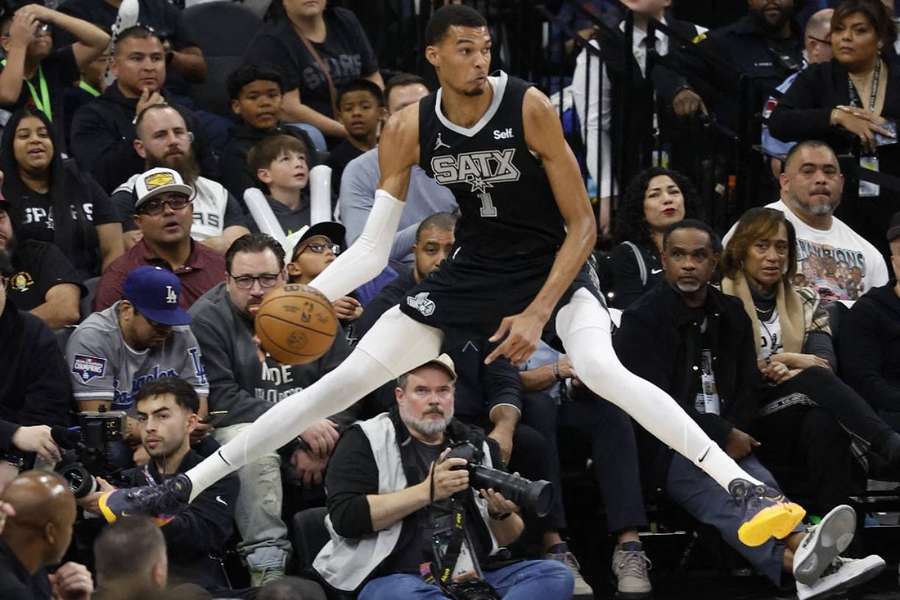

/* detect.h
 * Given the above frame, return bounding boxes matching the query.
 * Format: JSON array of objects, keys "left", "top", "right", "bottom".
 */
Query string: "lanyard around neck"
[
  {"left": 849, "top": 59, "right": 882, "bottom": 113},
  {"left": 78, "top": 79, "right": 100, "bottom": 97},
  {"left": 0, "top": 59, "right": 52, "bottom": 121}
]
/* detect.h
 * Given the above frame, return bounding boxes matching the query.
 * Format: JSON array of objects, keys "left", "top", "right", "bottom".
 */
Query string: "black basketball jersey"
[{"left": 418, "top": 71, "right": 566, "bottom": 258}]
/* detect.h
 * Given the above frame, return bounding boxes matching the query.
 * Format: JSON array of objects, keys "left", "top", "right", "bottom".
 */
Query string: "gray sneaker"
[
  {"left": 611, "top": 542, "right": 652, "bottom": 598},
  {"left": 546, "top": 549, "right": 594, "bottom": 598}
]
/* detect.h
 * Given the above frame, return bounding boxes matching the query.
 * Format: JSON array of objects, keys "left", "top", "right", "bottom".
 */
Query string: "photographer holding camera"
[{"left": 314, "top": 355, "right": 573, "bottom": 599}]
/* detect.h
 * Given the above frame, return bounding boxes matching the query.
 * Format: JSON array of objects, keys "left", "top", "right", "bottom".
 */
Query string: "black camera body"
[
  {"left": 56, "top": 411, "right": 127, "bottom": 498},
  {"left": 445, "top": 441, "right": 553, "bottom": 517}
]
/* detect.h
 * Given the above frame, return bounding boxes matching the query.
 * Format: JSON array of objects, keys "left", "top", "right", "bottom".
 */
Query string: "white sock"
[
  {"left": 556, "top": 289, "right": 762, "bottom": 491},
  {"left": 186, "top": 307, "right": 443, "bottom": 501}
]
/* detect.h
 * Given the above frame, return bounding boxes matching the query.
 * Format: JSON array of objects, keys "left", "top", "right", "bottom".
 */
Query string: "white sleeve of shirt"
[{"left": 573, "top": 40, "right": 614, "bottom": 198}]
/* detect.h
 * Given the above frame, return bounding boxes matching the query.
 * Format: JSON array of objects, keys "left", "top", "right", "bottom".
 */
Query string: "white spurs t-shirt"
[{"left": 724, "top": 200, "right": 889, "bottom": 302}]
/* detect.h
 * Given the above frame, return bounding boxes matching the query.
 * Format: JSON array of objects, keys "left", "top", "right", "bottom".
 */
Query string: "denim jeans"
[
  {"left": 358, "top": 560, "right": 574, "bottom": 600},
  {"left": 214, "top": 423, "right": 292, "bottom": 570}
]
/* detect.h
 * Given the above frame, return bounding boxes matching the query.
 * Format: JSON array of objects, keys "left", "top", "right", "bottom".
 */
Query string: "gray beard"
[{"left": 401, "top": 407, "right": 454, "bottom": 438}]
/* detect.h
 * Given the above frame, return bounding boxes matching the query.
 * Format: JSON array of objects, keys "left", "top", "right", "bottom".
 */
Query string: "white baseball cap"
[{"left": 133, "top": 167, "right": 193, "bottom": 211}]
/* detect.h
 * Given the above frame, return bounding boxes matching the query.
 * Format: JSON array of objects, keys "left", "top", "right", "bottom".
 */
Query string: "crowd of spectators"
[{"left": 1, "top": 0, "right": 900, "bottom": 599}]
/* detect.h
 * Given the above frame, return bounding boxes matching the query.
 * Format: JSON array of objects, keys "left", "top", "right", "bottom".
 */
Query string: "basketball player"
[{"left": 100, "top": 5, "right": 805, "bottom": 548}]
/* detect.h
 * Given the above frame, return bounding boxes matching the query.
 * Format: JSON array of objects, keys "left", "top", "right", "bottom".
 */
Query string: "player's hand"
[
  {"left": 299, "top": 419, "right": 340, "bottom": 459},
  {"left": 290, "top": 448, "right": 328, "bottom": 486},
  {"left": 427, "top": 449, "right": 469, "bottom": 501},
  {"left": 11, "top": 425, "right": 61, "bottom": 463},
  {"left": 135, "top": 87, "right": 164, "bottom": 117},
  {"left": 486, "top": 310, "right": 546, "bottom": 366},
  {"left": 49, "top": 561, "right": 93, "bottom": 600},
  {"left": 332, "top": 296, "right": 363, "bottom": 321}
]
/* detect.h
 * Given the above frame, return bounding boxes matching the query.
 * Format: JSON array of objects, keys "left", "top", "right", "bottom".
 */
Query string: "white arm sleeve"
[{"left": 310, "top": 189, "right": 405, "bottom": 301}]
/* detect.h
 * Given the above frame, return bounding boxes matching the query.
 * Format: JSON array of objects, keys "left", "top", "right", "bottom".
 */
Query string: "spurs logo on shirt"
[{"left": 430, "top": 149, "right": 522, "bottom": 191}]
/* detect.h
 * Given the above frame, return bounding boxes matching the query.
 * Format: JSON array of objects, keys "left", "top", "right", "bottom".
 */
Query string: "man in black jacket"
[
  {"left": 0, "top": 251, "right": 71, "bottom": 489},
  {"left": 82, "top": 377, "right": 241, "bottom": 591},
  {"left": 839, "top": 212, "right": 900, "bottom": 431},
  {"left": 70, "top": 26, "right": 216, "bottom": 194},
  {"left": 614, "top": 219, "right": 882, "bottom": 597}
]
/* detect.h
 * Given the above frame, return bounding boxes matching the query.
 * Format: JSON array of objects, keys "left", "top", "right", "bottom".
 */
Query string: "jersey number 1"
[{"left": 478, "top": 192, "right": 498, "bottom": 218}]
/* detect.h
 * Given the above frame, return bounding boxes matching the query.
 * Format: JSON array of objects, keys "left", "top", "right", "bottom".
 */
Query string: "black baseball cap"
[
  {"left": 123, "top": 266, "right": 191, "bottom": 326},
  {"left": 290, "top": 221, "right": 346, "bottom": 260},
  {"left": 888, "top": 211, "right": 900, "bottom": 243}
]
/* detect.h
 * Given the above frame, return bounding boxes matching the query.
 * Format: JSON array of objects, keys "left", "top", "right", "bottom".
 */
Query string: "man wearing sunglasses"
[
  {"left": 189, "top": 232, "right": 351, "bottom": 585},
  {"left": 94, "top": 167, "right": 225, "bottom": 312}
]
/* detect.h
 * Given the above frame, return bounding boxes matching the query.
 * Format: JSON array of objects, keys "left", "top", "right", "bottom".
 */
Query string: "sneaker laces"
[{"left": 615, "top": 548, "right": 652, "bottom": 580}]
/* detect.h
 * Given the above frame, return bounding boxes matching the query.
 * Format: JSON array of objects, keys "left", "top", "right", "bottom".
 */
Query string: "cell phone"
[{"left": 875, "top": 119, "right": 898, "bottom": 148}]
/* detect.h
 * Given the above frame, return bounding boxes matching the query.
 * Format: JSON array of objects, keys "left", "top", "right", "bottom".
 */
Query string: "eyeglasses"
[
  {"left": 230, "top": 273, "right": 281, "bottom": 289},
  {"left": 294, "top": 242, "right": 340, "bottom": 260},
  {"left": 806, "top": 35, "right": 830, "bottom": 45},
  {"left": 138, "top": 196, "right": 192, "bottom": 216}
]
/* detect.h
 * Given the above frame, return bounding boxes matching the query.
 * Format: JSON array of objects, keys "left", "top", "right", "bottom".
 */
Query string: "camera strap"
[{"left": 431, "top": 503, "right": 469, "bottom": 586}]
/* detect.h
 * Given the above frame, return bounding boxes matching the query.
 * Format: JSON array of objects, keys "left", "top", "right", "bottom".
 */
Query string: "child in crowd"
[
  {"left": 221, "top": 63, "right": 319, "bottom": 202},
  {"left": 247, "top": 134, "right": 311, "bottom": 237},
  {"left": 326, "top": 79, "right": 384, "bottom": 191}
]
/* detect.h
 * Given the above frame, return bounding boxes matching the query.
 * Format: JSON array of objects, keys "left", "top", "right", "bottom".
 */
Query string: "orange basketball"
[{"left": 254, "top": 284, "right": 338, "bottom": 364}]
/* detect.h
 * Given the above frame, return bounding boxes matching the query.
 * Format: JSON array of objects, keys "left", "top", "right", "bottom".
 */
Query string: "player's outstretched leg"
[
  {"left": 98, "top": 307, "right": 444, "bottom": 521},
  {"left": 555, "top": 289, "right": 805, "bottom": 547}
]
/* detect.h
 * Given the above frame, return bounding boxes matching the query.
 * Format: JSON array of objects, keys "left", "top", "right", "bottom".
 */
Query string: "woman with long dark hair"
[
  {"left": 769, "top": 0, "right": 900, "bottom": 257},
  {"left": 0, "top": 108, "right": 122, "bottom": 279},
  {"left": 722, "top": 207, "right": 900, "bottom": 513},
  {"left": 607, "top": 167, "right": 703, "bottom": 309}
]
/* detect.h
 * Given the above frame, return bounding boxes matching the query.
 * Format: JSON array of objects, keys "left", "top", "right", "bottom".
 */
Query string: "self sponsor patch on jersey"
[{"left": 72, "top": 354, "right": 107, "bottom": 383}]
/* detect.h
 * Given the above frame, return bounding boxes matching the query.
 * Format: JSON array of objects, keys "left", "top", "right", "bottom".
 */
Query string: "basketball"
[{"left": 254, "top": 284, "right": 338, "bottom": 364}]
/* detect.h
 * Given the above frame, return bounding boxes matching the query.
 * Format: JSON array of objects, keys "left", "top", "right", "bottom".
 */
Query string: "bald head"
[
  {"left": 1, "top": 471, "right": 76, "bottom": 569},
  {"left": 805, "top": 9, "right": 834, "bottom": 63}
]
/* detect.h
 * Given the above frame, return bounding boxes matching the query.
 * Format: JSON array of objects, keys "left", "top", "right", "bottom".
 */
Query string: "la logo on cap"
[
  {"left": 145, "top": 171, "right": 176, "bottom": 190},
  {"left": 166, "top": 285, "right": 177, "bottom": 304}
]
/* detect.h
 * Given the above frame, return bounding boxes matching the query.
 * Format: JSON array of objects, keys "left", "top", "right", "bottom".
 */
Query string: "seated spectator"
[
  {"left": 0, "top": 198, "right": 81, "bottom": 329},
  {"left": 247, "top": 134, "right": 313, "bottom": 236},
  {"left": 55, "top": 0, "right": 207, "bottom": 95},
  {"left": 82, "top": 378, "right": 239, "bottom": 592},
  {"left": 338, "top": 73, "right": 456, "bottom": 271},
  {"left": 769, "top": 0, "right": 900, "bottom": 257},
  {"left": 63, "top": 48, "right": 108, "bottom": 142},
  {"left": 67, "top": 265, "right": 209, "bottom": 418},
  {"left": 113, "top": 104, "right": 249, "bottom": 253},
  {"left": 606, "top": 167, "right": 704, "bottom": 309},
  {"left": 614, "top": 219, "right": 884, "bottom": 596},
  {"left": 286, "top": 222, "right": 362, "bottom": 323},
  {"left": 94, "top": 168, "right": 226, "bottom": 312},
  {"left": 354, "top": 212, "right": 455, "bottom": 338},
  {"left": 257, "top": 577, "right": 326, "bottom": 600},
  {"left": 723, "top": 140, "right": 889, "bottom": 301},
  {"left": 839, "top": 211, "right": 900, "bottom": 431},
  {"left": 189, "top": 234, "right": 350, "bottom": 586},
  {"left": 244, "top": 0, "right": 384, "bottom": 143},
  {"left": 314, "top": 355, "right": 575, "bottom": 599},
  {"left": 0, "top": 2, "right": 109, "bottom": 149},
  {"left": 70, "top": 26, "right": 217, "bottom": 194},
  {"left": 721, "top": 207, "right": 900, "bottom": 512},
  {"left": 221, "top": 63, "right": 322, "bottom": 202},
  {"left": 327, "top": 79, "right": 384, "bottom": 190},
  {"left": 0, "top": 250, "right": 70, "bottom": 488},
  {"left": 91, "top": 516, "right": 169, "bottom": 599},
  {"left": 0, "top": 471, "right": 94, "bottom": 600},
  {"left": 0, "top": 108, "right": 123, "bottom": 280}
]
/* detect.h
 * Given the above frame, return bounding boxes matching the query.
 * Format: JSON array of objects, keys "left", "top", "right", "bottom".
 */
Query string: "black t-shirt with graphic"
[
  {"left": 8, "top": 239, "right": 83, "bottom": 311},
  {"left": 5, "top": 168, "right": 120, "bottom": 279},
  {"left": 244, "top": 7, "right": 378, "bottom": 119}
]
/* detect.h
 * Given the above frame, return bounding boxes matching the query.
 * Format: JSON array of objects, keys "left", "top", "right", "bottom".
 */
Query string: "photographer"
[
  {"left": 313, "top": 356, "right": 573, "bottom": 599},
  {"left": 83, "top": 377, "right": 239, "bottom": 592}
]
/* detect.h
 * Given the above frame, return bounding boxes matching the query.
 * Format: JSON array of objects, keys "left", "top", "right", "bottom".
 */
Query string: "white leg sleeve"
[
  {"left": 186, "top": 307, "right": 443, "bottom": 500},
  {"left": 556, "top": 288, "right": 762, "bottom": 491},
  {"left": 310, "top": 190, "right": 405, "bottom": 302}
]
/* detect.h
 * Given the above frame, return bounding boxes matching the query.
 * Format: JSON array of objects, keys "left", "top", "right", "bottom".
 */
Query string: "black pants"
[
  {"left": 771, "top": 367, "right": 897, "bottom": 454},
  {"left": 522, "top": 387, "right": 648, "bottom": 535}
]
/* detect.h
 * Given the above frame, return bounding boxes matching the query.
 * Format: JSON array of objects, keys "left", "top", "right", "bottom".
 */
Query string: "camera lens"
[{"left": 57, "top": 463, "right": 98, "bottom": 499}]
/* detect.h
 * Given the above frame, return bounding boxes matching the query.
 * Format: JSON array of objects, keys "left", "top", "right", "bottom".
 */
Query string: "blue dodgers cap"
[{"left": 122, "top": 266, "right": 192, "bottom": 326}]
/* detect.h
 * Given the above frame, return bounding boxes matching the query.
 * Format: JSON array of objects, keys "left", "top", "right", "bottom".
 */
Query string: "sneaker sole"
[
  {"left": 738, "top": 502, "right": 806, "bottom": 547},
  {"left": 794, "top": 505, "right": 856, "bottom": 586},
  {"left": 798, "top": 556, "right": 885, "bottom": 600}
]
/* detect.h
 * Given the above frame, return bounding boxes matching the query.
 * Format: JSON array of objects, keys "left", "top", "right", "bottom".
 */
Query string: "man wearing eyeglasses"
[
  {"left": 93, "top": 167, "right": 225, "bottom": 312},
  {"left": 189, "top": 232, "right": 352, "bottom": 585}
]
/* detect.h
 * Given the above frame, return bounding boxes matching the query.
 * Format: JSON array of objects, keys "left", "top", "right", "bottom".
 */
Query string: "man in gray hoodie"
[{"left": 188, "top": 233, "right": 351, "bottom": 586}]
